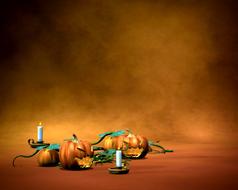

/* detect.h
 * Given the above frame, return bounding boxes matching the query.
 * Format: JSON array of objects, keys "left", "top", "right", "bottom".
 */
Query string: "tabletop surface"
[{"left": 1, "top": 143, "right": 237, "bottom": 190}]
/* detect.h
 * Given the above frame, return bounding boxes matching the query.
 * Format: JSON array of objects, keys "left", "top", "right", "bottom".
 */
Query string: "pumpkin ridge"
[
  {"left": 63, "top": 143, "right": 70, "bottom": 168},
  {"left": 60, "top": 144, "right": 65, "bottom": 167}
]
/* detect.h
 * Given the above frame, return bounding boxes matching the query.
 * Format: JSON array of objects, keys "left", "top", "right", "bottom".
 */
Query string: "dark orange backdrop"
[{"left": 0, "top": 0, "right": 238, "bottom": 152}]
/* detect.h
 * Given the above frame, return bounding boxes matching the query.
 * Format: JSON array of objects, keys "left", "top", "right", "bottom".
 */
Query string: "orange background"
[
  {"left": 0, "top": 0, "right": 238, "bottom": 153},
  {"left": 1, "top": 1, "right": 238, "bottom": 190}
]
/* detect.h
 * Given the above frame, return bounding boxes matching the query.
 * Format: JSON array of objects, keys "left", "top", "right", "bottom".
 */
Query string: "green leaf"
[
  {"left": 98, "top": 131, "right": 113, "bottom": 138},
  {"left": 47, "top": 144, "right": 60, "bottom": 150},
  {"left": 36, "top": 145, "right": 48, "bottom": 150},
  {"left": 110, "top": 130, "right": 125, "bottom": 137},
  {"left": 36, "top": 144, "right": 60, "bottom": 151},
  {"left": 98, "top": 130, "right": 125, "bottom": 138},
  {"left": 93, "top": 149, "right": 117, "bottom": 163}
]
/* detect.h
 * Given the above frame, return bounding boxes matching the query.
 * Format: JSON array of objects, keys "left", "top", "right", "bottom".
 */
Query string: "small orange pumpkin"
[
  {"left": 37, "top": 149, "right": 59, "bottom": 166},
  {"left": 59, "top": 134, "right": 93, "bottom": 169},
  {"left": 104, "top": 131, "right": 149, "bottom": 159}
]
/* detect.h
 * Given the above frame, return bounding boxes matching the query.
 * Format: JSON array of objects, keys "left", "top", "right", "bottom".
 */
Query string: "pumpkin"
[
  {"left": 104, "top": 131, "right": 149, "bottom": 159},
  {"left": 59, "top": 134, "right": 93, "bottom": 169},
  {"left": 37, "top": 149, "right": 59, "bottom": 167}
]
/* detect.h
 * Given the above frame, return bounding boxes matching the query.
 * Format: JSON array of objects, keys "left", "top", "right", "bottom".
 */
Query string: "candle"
[
  {"left": 116, "top": 150, "right": 122, "bottom": 168},
  {"left": 37, "top": 122, "right": 43, "bottom": 143}
]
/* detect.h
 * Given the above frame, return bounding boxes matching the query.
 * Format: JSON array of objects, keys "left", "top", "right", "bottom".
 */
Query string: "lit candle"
[
  {"left": 37, "top": 122, "right": 43, "bottom": 143},
  {"left": 116, "top": 150, "right": 122, "bottom": 168}
]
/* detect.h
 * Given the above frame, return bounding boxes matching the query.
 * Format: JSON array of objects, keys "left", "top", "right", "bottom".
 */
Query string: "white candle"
[
  {"left": 116, "top": 150, "right": 122, "bottom": 168},
  {"left": 37, "top": 122, "right": 43, "bottom": 142}
]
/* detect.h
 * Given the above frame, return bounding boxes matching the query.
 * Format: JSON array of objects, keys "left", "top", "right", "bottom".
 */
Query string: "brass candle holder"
[{"left": 108, "top": 166, "right": 129, "bottom": 174}]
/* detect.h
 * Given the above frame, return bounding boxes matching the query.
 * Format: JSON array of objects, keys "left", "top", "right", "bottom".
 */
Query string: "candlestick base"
[
  {"left": 28, "top": 139, "right": 50, "bottom": 148},
  {"left": 108, "top": 167, "right": 129, "bottom": 174}
]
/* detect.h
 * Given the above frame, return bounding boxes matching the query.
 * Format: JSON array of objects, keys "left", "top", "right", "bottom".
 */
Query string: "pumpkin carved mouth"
[{"left": 123, "top": 148, "right": 144, "bottom": 158}]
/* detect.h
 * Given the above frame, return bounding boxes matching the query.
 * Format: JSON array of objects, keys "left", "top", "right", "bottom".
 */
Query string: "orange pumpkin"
[
  {"left": 37, "top": 149, "right": 59, "bottom": 167},
  {"left": 59, "top": 134, "right": 93, "bottom": 169},
  {"left": 104, "top": 132, "right": 149, "bottom": 158}
]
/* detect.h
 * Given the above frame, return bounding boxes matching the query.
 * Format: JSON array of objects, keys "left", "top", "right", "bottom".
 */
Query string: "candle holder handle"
[{"left": 28, "top": 138, "right": 50, "bottom": 148}]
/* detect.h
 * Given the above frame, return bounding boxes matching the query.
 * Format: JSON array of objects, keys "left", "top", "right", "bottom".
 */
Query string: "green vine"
[
  {"left": 149, "top": 140, "right": 174, "bottom": 153},
  {"left": 12, "top": 150, "right": 40, "bottom": 167}
]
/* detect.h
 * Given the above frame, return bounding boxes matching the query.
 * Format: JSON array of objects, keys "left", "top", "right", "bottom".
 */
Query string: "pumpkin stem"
[
  {"left": 12, "top": 150, "right": 40, "bottom": 167},
  {"left": 72, "top": 134, "right": 78, "bottom": 141}
]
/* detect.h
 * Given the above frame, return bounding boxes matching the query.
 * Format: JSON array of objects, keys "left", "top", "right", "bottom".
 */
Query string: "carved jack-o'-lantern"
[
  {"left": 104, "top": 131, "right": 149, "bottom": 159},
  {"left": 59, "top": 134, "right": 93, "bottom": 169}
]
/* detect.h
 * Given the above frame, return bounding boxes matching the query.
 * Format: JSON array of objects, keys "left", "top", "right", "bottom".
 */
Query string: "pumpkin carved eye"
[{"left": 77, "top": 147, "right": 86, "bottom": 152}]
